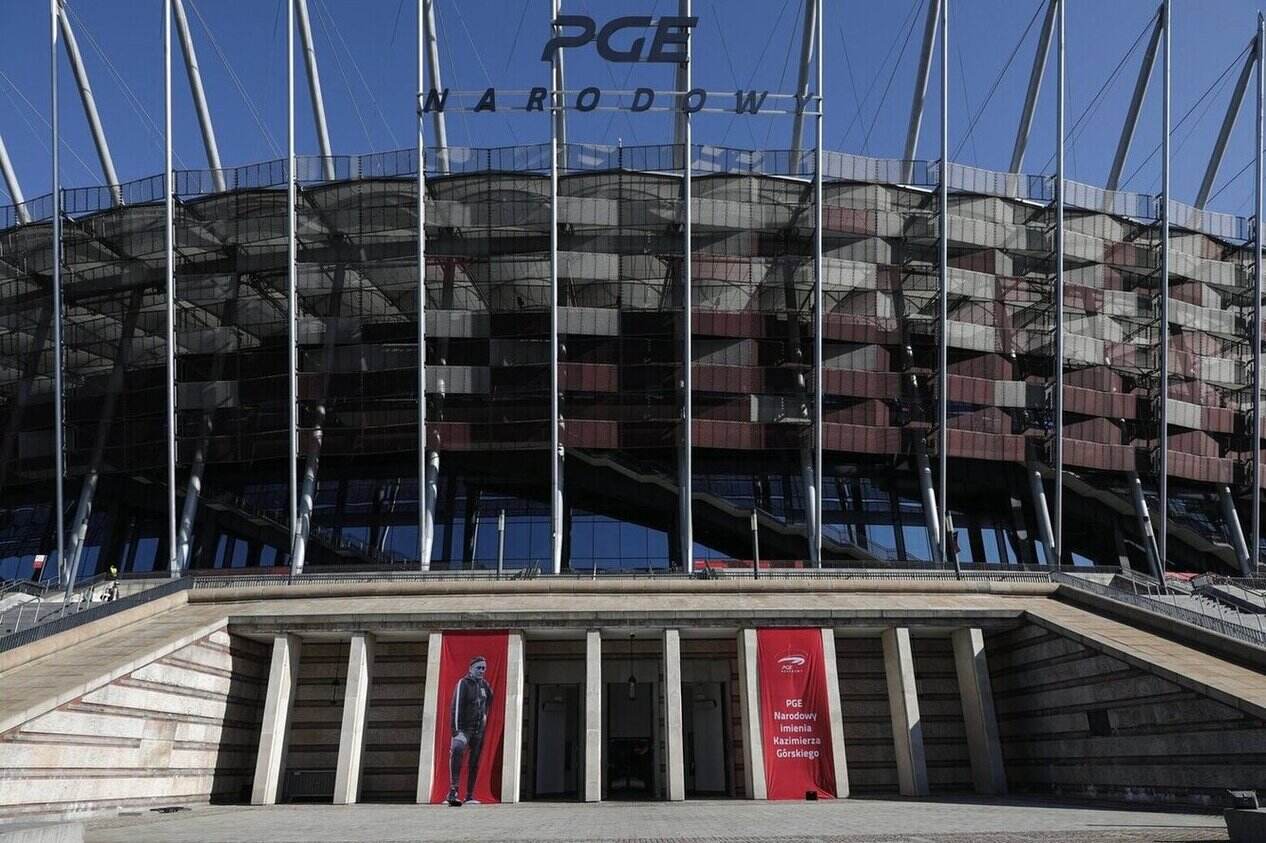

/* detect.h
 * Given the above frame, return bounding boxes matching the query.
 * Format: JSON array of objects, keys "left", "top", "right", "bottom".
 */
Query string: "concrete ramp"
[
  {"left": 0, "top": 600, "right": 265, "bottom": 820},
  {"left": 991, "top": 599, "right": 1266, "bottom": 806}
]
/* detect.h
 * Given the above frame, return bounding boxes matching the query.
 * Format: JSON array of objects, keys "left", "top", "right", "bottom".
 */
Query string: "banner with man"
[
  {"left": 756, "top": 627, "right": 837, "bottom": 799},
  {"left": 429, "top": 631, "right": 509, "bottom": 806}
]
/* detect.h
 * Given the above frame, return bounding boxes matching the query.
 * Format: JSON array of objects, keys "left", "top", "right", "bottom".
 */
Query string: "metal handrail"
[
  {"left": 186, "top": 567, "right": 1055, "bottom": 590},
  {"left": 1052, "top": 571, "right": 1266, "bottom": 648},
  {"left": 0, "top": 577, "right": 190, "bottom": 655}
]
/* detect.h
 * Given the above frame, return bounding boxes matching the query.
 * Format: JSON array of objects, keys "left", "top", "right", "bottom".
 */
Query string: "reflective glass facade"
[{"left": 0, "top": 145, "right": 1260, "bottom": 580}]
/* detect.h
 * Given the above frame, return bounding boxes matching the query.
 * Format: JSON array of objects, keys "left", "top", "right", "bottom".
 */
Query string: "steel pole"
[
  {"left": 0, "top": 135, "right": 30, "bottom": 224},
  {"left": 51, "top": 0, "right": 67, "bottom": 595},
  {"left": 56, "top": 2, "right": 122, "bottom": 206},
  {"left": 1107, "top": 10, "right": 1163, "bottom": 192},
  {"left": 904, "top": 0, "right": 942, "bottom": 182},
  {"left": 1158, "top": 0, "right": 1170, "bottom": 589},
  {"left": 549, "top": 0, "right": 562, "bottom": 574},
  {"left": 789, "top": 0, "right": 818, "bottom": 173},
  {"left": 1010, "top": 0, "right": 1057, "bottom": 174},
  {"left": 417, "top": 0, "right": 431, "bottom": 570},
  {"left": 1054, "top": 0, "right": 1064, "bottom": 566},
  {"left": 679, "top": 0, "right": 694, "bottom": 573},
  {"left": 287, "top": 0, "right": 300, "bottom": 573},
  {"left": 421, "top": 0, "right": 449, "bottom": 174},
  {"left": 1254, "top": 13, "right": 1264, "bottom": 574},
  {"left": 1195, "top": 44, "right": 1255, "bottom": 210},
  {"left": 294, "top": 0, "right": 335, "bottom": 180},
  {"left": 172, "top": 0, "right": 226, "bottom": 190},
  {"left": 812, "top": 0, "right": 824, "bottom": 566},
  {"left": 940, "top": 0, "right": 958, "bottom": 576},
  {"left": 551, "top": 0, "right": 567, "bottom": 155},
  {"left": 164, "top": 0, "right": 178, "bottom": 575}
]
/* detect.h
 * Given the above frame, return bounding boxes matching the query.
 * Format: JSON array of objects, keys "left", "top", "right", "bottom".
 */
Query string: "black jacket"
[{"left": 450, "top": 674, "right": 494, "bottom": 734}]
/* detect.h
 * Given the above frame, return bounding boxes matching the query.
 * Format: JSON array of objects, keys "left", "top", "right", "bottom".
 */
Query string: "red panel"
[
  {"left": 428, "top": 632, "right": 508, "bottom": 805},
  {"left": 756, "top": 628, "right": 837, "bottom": 800}
]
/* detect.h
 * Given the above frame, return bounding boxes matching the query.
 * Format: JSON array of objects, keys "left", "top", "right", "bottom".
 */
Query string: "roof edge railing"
[{"left": 2, "top": 144, "right": 1252, "bottom": 242}]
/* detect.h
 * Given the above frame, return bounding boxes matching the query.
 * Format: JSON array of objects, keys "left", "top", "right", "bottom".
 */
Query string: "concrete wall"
[
  {"left": 0, "top": 629, "right": 269, "bottom": 819},
  {"left": 281, "top": 642, "right": 349, "bottom": 803},
  {"left": 910, "top": 637, "right": 972, "bottom": 793},
  {"left": 987, "top": 622, "right": 1266, "bottom": 808},
  {"left": 834, "top": 636, "right": 898, "bottom": 795},
  {"left": 361, "top": 640, "right": 426, "bottom": 803}
]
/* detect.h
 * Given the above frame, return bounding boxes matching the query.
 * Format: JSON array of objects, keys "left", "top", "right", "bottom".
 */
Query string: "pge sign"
[{"left": 541, "top": 15, "right": 697, "bottom": 63}]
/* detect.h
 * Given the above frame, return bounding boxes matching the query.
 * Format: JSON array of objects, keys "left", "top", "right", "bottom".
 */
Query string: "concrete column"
[
  {"left": 415, "top": 631, "right": 443, "bottom": 803},
  {"left": 819, "top": 629, "right": 850, "bottom": 797},
  {"left": 736, "top": 628, "right": 767, "bottom": 799},
  {"left": 951, "top": 627, "right": 1007, "bottom": 795},
  {"left": 662, "top": 628, "right": 685, "bottom": 801},
  {"left": 882, "top": 627, "right": 929, "bottom": 797},
  {"left": 584, "top": 630, "right": 602, "bottom": 802},
  {"left": 333, "top": 632, "right": 375, "bottom": 804},
  {"left": 251, "top": 634, "right": 301, "bottom": 805},
  {"left": 500, "top": 631, "right": 526, "bottom": 803}
]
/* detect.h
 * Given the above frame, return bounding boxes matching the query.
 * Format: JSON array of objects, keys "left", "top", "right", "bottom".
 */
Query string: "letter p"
[{"left": 541, "top": 15, "right": 595, "bottom": 62}]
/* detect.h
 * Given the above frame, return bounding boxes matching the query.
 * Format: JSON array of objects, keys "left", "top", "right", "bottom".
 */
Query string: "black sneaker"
[{"left": 445, "top": 788, "right": 462, "bottom": 807}]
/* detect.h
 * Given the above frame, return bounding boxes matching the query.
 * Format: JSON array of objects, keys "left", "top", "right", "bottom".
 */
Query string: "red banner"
[
  {"left": 429, "top": 631, "right": 508, "bottom": 805},
  {"left": 757, "top": 627, "right": 836, "bottom": 800}
]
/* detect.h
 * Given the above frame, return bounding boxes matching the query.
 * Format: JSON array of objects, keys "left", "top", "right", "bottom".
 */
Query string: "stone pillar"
[
  {"left": 951, "top": 627, "right": 1007, "bottom": 795},
  {"left": 500, "top": 631, "right": 526, "bottom": 803},
  {"left": 333, "top": 632, "right": 374, "bottom": 804},
  {"left": 251, "top": 634, "right": 301, "bottom": 805},
  {"left": 882, "top": 627, "right": 929, "bottom": 797},
  {"left": 662, "top": 628, "right": 685, "bottom": 801},
  {"left": 819, "top": 628, "right": 850, "bottom": 797},
  {"left": 584, "top": 629, "right": 602, "bottom": 802},
  {"left": 736, "top": 628, "right": 767, "bottom": 799},
  {"left": 415, "top": 631, "right": 443, "bottom": 803}
]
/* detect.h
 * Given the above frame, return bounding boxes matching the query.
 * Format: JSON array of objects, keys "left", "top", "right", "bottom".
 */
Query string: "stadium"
[{"left": 1, "top": 0, "right": 1266, "bottom": 835}]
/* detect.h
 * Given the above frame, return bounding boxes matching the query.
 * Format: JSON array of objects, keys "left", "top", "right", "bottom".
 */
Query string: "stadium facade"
[{"left": 2, "top": 0, "right": 1266, "bottom": 824}]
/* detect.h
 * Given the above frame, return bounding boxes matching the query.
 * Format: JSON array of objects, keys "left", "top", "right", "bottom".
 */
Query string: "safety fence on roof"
[{"left": 0, "top": 144, "right": 1254, "bottom": 243}]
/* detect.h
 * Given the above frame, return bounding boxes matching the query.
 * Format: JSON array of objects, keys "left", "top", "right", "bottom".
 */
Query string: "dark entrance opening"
[
  {"left": 532, "top": 683, "right": 581, "bottom": 799},
  {"left": 606, "top": 681, "right": 655, "bottom": 799},
  {"left": 683, "top": 681, "right": 729, "bottom": 796}
]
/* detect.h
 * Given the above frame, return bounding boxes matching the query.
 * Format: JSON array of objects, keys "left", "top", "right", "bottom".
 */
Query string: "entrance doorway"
[
  {"left": 683, "top": 681, "right": 729, "bottom": 796},
  {"left": 606, "top": 681, "right": 655, "bottom": 799},
  {"left": 532, "top": 684, "right": 580, "bottom": 799}
]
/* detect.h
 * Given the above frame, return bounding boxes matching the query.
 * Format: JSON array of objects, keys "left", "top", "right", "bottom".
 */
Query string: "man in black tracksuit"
[{"left": 446, "top": 656, "right": 494, "bottom": 805}]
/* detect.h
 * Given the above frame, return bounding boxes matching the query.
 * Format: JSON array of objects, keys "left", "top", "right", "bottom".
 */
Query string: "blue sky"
[{"left": 1, "top": 1, "right": 1265, "bottom": 215}]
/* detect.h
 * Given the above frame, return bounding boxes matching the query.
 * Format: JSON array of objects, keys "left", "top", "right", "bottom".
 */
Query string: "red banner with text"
[
  {"left": 428, "top": 631, "right": 508, "bottom": 805},
  {"left": 757, "top": 627, "right": 836, "bottom": 800}
]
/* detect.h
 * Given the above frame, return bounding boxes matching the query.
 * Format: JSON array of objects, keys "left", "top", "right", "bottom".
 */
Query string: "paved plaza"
[{"left": 77, "top": 798, "right": 1229, "bottom": 842}]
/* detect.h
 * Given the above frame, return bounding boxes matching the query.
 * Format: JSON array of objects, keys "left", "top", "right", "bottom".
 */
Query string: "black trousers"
[{"left": 448, "top": 727, "right": 485, "bottom": 798}]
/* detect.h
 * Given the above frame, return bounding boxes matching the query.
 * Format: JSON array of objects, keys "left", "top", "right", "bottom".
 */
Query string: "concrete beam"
[
  {"left": 663, "top": 628, "right": 686, "bottom": 801},
  {"left": 882, "top": 627, "right": 929, "bottom": 797},
  {"left": 820, "top": 629, "right": 850, "bottom": 797},
  {"left": 500, "top": 631, "right": 525, "bottom": 803},
  {"left": 737, "top": 628, "right": 767, "bottom": 799},
  {"left": 333, "top": 632, "right": 374, "bottom": 804},
  {"left": 251, "top": 634, "right": 301, "bottom": 805},
  {"left": 415, "top": 631, "right": 443, "bottom": 803},
  {"left": 951, "top": 628, "right": 1006, "bottom": 795},
  {"left": 584, "top": 630, "right": 602, "bottom": 802}
]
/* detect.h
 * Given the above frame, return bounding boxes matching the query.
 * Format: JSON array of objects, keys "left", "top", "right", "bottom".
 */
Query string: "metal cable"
[
  {"left": 1035, "top": 9, "right": 1158, "bottom": 176},
  {"left": 186, "top": 0, "right": 283, "bottom": 158},
  {"left": 859, "top": 0, "right": 926, "bottom": 156},
  {"left": 1119, "top": 43, "right": 1250, "bottom": 191},
  {"left": 315, "top": 0, "right": 400, "bottom": 148},
  {"left": 950, "top": 0, "right": 1045, "bottom": 161},
  {"left": 66, "top": 4, "right": 189, "bottom": 170},
  {"left": 836, "top": 0, "right": 923, "bottom": 151}
]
